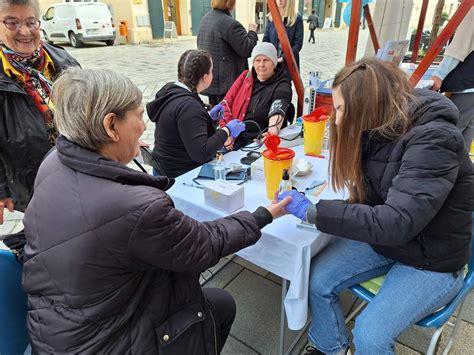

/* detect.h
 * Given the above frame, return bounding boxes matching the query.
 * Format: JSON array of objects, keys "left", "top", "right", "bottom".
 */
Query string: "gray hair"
[
  {"left": 0, "top": 0, "right": 40, "bottom": 17},
  {"left": 53, "top": 67, "right": 142, "bottom": 151}
]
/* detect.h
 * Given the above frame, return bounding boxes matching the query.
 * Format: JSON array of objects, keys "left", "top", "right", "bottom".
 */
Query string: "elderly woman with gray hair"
[
  {"left": 22, "top": 67, "right": 291, "bottom": 353},
  {"left": 0, "top": 0, "right": 78, "bottom": 225}
]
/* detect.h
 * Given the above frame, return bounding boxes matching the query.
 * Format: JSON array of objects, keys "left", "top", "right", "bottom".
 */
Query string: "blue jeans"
[{"left": 308, "top": 238, "right": 464, "bottom": 355}]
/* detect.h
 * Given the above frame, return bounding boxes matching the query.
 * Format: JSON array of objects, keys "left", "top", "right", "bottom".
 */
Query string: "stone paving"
[{"left": 1, "top": 28, "right": 473, "bottom": 354}]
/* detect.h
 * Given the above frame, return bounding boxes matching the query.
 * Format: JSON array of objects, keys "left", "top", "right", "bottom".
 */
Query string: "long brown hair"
[{"left": 329, "top": 57, "right": 414, "bottom": 203}]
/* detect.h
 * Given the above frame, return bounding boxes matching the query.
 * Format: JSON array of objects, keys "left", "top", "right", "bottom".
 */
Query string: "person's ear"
[{"left": 103, "top": 113, "right": 120, "bottom": 142}]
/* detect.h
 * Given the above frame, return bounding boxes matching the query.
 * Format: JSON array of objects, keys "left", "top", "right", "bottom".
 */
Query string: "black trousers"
[
  {"left": 203, "top": 288, "right": 236, "bottom": 353},
  {"left": 308, "top": 29, "right": 315, "bottom": 43}
]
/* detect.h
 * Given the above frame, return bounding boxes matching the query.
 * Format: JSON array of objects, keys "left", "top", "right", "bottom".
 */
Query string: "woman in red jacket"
[{"left": 210, "top": 42, "right": 293, "bottom": 151}]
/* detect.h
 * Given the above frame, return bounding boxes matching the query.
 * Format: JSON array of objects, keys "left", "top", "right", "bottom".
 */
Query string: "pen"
[{"left": 182, "top": 182, "right": 203, "bottom": 189}]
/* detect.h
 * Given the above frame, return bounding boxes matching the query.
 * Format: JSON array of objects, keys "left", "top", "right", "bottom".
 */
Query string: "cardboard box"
[
  {"left": 203, "top": 181, "right": 245, "bottom": 213},
  {"left": 250, "top": 157, "right": 265, "bottom": 182}
]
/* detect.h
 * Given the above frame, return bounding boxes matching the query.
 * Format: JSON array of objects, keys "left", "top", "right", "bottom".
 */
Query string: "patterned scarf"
[{"left": 1, "top": 43, "right": 57, "bottom": 147}]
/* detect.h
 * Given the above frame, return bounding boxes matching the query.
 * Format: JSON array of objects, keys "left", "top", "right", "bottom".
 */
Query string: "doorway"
[
  {"left": 163, "top": 0, "right": 182, "bottom": 35},
  {"left": 190, "top": 0, "right": 212, "bottom": 35}
]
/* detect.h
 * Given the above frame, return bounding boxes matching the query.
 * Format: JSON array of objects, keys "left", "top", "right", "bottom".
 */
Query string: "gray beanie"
[{"left": 251, "top": 42, "right": 278, "bottom": 67}]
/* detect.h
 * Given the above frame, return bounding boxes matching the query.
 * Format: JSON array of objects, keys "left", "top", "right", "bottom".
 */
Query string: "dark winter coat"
[
  {"left": 0, "top": 42, "right": 79, "bottom": 211},
  {"left": 23, "top": 136, "right": 272, "bottom": 354},
  {"left": 146, "top": 83, "right": 229, "bottom": 178},
  {"left": 263, "top": 14, "right": 304, "bottom": 69},
  {"left": 312, "top": 89, "right": 473, "bottom": 272},
  {"left": 440, "top": 51, "right": 474, "bottom": 92},
  {"left": 197, "top": 9, "right": 258, "bottom": 96},
  {"left": 307, "top": 14, "right": 319, "bottom": 30}
]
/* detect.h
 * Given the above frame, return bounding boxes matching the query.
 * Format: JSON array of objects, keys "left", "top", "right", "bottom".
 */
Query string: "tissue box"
[
  {"left": 203, "top": 181, "right": 245, "bottom": 213},
  {"left": 250, "top": 157, "right": 265, "bottom": 182}
]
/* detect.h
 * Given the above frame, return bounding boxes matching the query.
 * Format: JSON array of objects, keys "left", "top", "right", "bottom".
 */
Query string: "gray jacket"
[{"left": 197, "top": 9, "right": 257, "bottom": 96}]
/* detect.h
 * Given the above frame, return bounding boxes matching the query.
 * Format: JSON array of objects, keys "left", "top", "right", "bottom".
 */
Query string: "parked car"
[{"left": 41, "top": 2, "right": 116, "bottom": 48}]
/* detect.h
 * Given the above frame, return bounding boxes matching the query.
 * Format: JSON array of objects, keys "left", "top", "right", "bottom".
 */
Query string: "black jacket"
[
  {"left": 197, "top": 9, "right": 258, "bottom": 96},
  {"left": 23, "top": 136, "right": 272, "bottom": 354},
  {"left": 238, "top": 64, "right": 292, "bottom": 146},
  {"left": 147, "top": 83, "right": 228, "bottom": 178},
  {"left": 0, "top": 42, "right": 79, "bottom": 211},
  {"left": 313, "top": 90, "right": 473, "bottom": 272},
  {"left": 263, "top": 14, "right": 304, "bottom": 69}
]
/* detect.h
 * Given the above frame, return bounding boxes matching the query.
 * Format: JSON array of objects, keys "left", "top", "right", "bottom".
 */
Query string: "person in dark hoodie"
[
  {"left": 278, "top": 58, "right": 473, "bottom": 355},
  {"left": 147, "top": 49, "right": 245, "bottom": 178},
  {"left": 23, "top": 67, "right": 292, "bottom": 354},
  {"left": 213, "top": 42, "right": 293, "bottom": 150}
]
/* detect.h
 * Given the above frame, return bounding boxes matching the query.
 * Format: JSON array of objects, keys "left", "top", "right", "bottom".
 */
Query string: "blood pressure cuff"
[{"left": 268, "top": 99, "right": 290, "bottom": 118}]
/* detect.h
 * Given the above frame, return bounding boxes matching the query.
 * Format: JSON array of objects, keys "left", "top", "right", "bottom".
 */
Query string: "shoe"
[{"left": 303, "top": 345, "right": 324, "bottom": 355}]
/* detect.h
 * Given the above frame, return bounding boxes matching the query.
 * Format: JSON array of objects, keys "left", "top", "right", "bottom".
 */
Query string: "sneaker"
[{"left": 302, "top": 345, "right": 324, "bottom": 355}]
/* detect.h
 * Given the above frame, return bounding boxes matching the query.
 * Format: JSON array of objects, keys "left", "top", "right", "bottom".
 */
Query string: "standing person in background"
[
  {"left": 430, "top": 8, "right": 473, "bottom": 151},
  {"left": 147, "top": 49, "right": 245, "bottom": 178},
  {"left": 263, "top": 0, "right": 303, "bottom": 73},
  {"left": 0, "top": 0, "right": 78, "bottom": 225},
  {"left": 307, "top": 9, "right": 319, "bottom": 44},
  {"left": 197, "top": 0, "right": 258, "bottom": 107}
]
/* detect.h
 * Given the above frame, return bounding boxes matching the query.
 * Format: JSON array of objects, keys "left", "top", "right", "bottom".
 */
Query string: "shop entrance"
[{"left": 163, "top": 0, "right": 182, "bottom": 35}]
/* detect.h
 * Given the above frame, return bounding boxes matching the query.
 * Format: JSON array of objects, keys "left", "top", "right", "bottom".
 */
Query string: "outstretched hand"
[
  {"left": 266, "top": 195, "right": 292, "bottom": 219},
  {"left": 277, "top": 190, "right": 311, "bottom": 220}
]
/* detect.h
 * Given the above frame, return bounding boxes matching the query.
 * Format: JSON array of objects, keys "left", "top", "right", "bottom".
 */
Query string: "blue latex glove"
[
  {"left": 277, "top": 190, "right": 311, "bottom": 220},
  {"left": 225, "top": 119, "right": 246, "bottom": 138},
  {"left": 209, "top": 103, "right": 224, "bottom": 121}
]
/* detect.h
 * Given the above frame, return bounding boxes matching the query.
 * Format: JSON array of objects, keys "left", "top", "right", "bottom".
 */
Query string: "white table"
[{"left": 167, "top": 145, "right": 344, "bottom": 352}]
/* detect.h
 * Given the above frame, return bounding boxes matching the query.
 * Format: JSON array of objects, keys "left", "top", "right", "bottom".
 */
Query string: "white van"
[{"left": 41, "top": 2, "right": 116, "bottom": 48}]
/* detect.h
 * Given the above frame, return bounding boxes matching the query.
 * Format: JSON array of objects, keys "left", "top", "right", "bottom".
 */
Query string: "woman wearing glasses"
[{"left": 0, "top": 0, "right": 79, "bottom": 224}]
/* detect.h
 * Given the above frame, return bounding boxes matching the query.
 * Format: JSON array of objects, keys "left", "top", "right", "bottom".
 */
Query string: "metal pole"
[
  {"left": 364, "top": 4, "right": 380, "bottom": 53},
  {"left": 409, "top": 0, "right": 473, "bottom": 87},
  {"left": 411, "top": 0, "right": 430, "bottom": 63},
  {"left": 345, "top": 0, "right": 362, "bottom": 65},
  {"left": 267, "top": 0, "right": 304, "bottom": 116}
]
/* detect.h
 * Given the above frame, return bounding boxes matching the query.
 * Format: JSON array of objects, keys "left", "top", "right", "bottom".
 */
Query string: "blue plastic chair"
[
  {"left": 0, "top": 249, "right": 29, "bottom": 355},
  {"left": 347, "top": 216, "right": 474, "bottom": 355}
]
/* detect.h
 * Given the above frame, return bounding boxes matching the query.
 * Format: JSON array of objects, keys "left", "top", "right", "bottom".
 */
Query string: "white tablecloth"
[{"left": 167, "top": 145, "right": 344, "bottom": 330}]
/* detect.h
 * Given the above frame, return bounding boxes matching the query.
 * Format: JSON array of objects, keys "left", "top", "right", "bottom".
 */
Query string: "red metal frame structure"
[
  {"left": 346, "top": 0, "right": 362, "bottom": 65},
  {"left": 364, "top": 3, "right": 379, "bottom": 53},
  {"left": 411, "top": 0, "right": 429, "bottom": 64},
  {"left": 409, "top": 0, "right": 473, "bottom": 86},
  {"left": 267, "top": 0, "right": 304, "bottom": 116}
]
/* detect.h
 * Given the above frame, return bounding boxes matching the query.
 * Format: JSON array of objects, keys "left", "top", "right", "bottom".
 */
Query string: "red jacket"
[{"left": 219, "top": 70, "right": 254, "bottom": 127}]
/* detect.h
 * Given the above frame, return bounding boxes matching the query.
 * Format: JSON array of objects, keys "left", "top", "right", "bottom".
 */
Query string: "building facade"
[{"left": 38, "top": 0, "right": 459, "bottom": 45}]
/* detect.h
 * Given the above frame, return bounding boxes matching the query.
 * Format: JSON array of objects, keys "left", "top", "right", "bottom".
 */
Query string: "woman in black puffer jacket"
[{"left": 278, "top": 58, "right": 472, "bottom": 355}]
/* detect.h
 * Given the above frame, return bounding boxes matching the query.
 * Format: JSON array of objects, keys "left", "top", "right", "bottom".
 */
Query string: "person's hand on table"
[
  {"left": 0, "top": 197, "right": 14, "bottom": 225},
  {"left": 209, "top": 103, "right": 224, "bottom": 121},
  {"left": 430, "top": 75, "right": 442, "bottom": 91},
  {"left": 277, "top": 190, "right": 311, "bottom": 220},
  {"left": 266, "top": 194, "right": 292, "bottom": 219},
  {"left": 224, "top": 136, "right": 235, "bottom": 151}
]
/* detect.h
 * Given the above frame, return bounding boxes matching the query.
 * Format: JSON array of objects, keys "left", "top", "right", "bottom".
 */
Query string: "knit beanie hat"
[{"left": 251, "top": 42, "right": 278, "bottom": 67}]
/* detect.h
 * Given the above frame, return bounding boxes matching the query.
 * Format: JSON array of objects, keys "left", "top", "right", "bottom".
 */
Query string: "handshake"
[{"left": 210, "top": 103, "right": 245, "bottom": 138}]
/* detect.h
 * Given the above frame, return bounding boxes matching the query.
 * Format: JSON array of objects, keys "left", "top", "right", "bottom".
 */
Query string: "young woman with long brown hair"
[{"left": 278, "top": 58, "right": 472, "bottom": 354}]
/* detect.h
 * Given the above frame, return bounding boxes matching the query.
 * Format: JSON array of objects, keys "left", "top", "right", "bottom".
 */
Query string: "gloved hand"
[
  {"left": 225, "top": 119, "right": 246, "bottom": 138},
  {"left": 277, "top": 190, "right": 311, "bottom": 220},
  {"left": 209, "top": 103, "right": 224, "bottom": 121}
]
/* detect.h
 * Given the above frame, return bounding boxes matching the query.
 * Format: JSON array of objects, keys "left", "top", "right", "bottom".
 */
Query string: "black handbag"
[{"left": 1, "top": 230, "right": 26, "bottom": 263}]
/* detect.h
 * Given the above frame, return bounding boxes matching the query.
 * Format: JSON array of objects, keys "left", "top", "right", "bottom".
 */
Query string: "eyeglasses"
[{"left": 1, "top": 18, "right": 41, "bottom": 31}]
